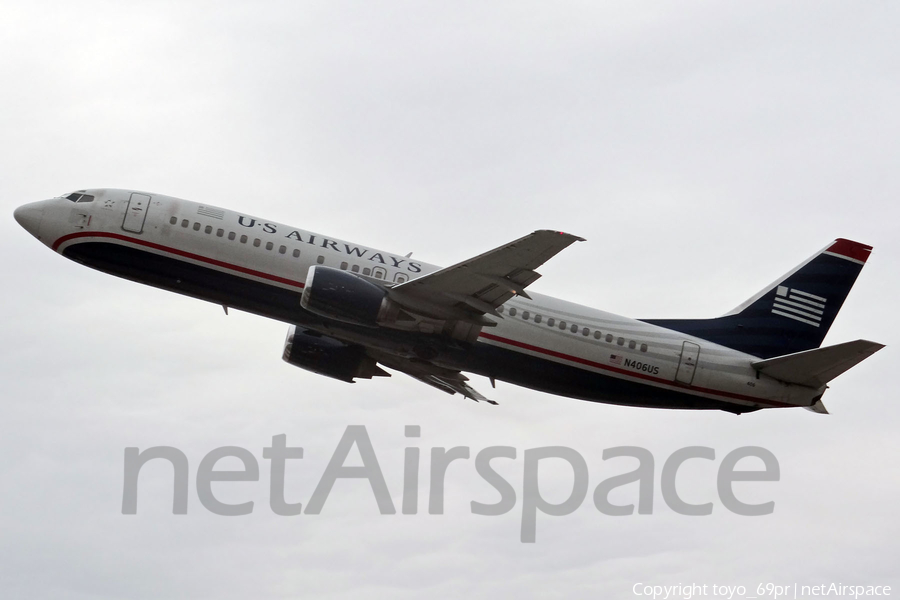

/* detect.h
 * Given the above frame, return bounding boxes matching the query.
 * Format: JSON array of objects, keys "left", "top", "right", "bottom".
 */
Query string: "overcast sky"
[{"left": 2, "top": 1, "right": 899, "bottom": 598}]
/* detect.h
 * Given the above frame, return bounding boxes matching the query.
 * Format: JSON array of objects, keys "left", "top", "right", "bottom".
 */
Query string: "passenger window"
[
  {"left": 593, "top": 330, "right": 602, "bottom": 340},
  {"left": 570, "top": 324, "right": 578, "bottom": 333},
  {"left": 340, "top": 262, "right": 348, "bottom": 270},
  {"left": 228, "top": 232, "right": 236, "bottom": 241},
  {"left": 193, "top": 222, "right": 201, "bottom": 231},
  {"left": 372, "top": 267, "right": 386, "bottom": 279},
  {"left": 169, "top": 216, "right": 177, "bottom": 225},
  {"left": 534, "top": 314, "right": 542, "bottom": 323},
  {"left": 497, "top": 306, "right": 504, "bottom": 313},
  {"left": 292, "top": 249, "right": 300, "bottom": 258},
  {"left": 617, "top": 337, "right": 625, "bottom": 346},
  {"left": 181, "top": 219, "right": 189, "bottom": 228},
  {"left": 279, "top": 245, "right": 286, "bottom": 254},
  {"left": 351, "top": 265, "right": 360, "bottom": 273},
  {"left": 547, "top": 318, "right": 555, "bottom": 327},
  {"left": 266, "top": 241, "right": 273, "bottom": 251},
  {"left": 582, "top": 327, "right": 589, "bottom": 336},
  {"left": 606, "top": 334, "right": 613, "bottom": 343},
  {"left": 522, "top": 311, "right": 530, "bottom": 320},
  {"left": 640, "top": 343, "right": 648, "bottom": 352},
  {"left": 629, "top": 340, "right": 636, "bottom": 349},
  {"left": 240, "top": 235, "right": 248, "bottom": 243},
  {"left": 559, "top": 321, "right": 566, "bottom": 330},
  {"left": 394, "top": 273, "right": 408, "bottom": 283},
  {"left": 317, "top": 256, "right": 325, "bottom": 264},
  {"left": 253, "top": 238, "right": 261, "bottom": 247},
  {"left": 216, "top": 229, "right": 224, "bottom": 237},
  {"left": 363, "top": 267, "right": 371, "bottom": 275},
  {"left": 205, "top": 225, "right": 212, "bottom": 234},
  {"left": 509, "top": 308, "right": 517, "bottom": 317}
]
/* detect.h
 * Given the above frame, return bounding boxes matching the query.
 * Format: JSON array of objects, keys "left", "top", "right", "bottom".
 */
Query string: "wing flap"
[
  {"left": 407, "top": 373, "right": 497, "bottom": 404},
  {"left": 369, "top": 351, "right": 497, "bottom": 405}
]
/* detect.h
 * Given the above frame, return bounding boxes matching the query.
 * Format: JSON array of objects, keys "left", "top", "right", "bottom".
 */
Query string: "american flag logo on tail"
[{"left": 771, "top": 286, "right": 825, "bottom": 327}]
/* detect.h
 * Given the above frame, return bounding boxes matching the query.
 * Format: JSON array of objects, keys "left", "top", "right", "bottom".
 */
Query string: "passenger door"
[
  {"left": 122, "top": 193, "right": 151, "bottom": 233},
  {"left": 675, "top": 341, "right": 701, "bottom": 385}
]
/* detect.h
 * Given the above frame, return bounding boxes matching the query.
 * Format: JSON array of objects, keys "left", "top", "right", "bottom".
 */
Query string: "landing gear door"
[
  {"left": 676, "top": 341, "right": 701, "bottom": 385},
  {"left": 123, "top": 193, "right": 151, "bottom": 233}
]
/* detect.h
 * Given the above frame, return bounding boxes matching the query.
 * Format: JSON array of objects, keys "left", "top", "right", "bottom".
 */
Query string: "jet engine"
[
  {"left": 282, "top": 326, "right": 389, "bottom": 383},
  {"left": 300, "top": 266, "right": 392, "bottom": 327},
  {"left": 299, "top": 265, "right": 484, "bottom": 344}
]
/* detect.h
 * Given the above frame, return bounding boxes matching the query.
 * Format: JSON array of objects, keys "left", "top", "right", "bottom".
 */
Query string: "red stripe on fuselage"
[
  {"left": 52, "top": 231, "right": 306, "bottom": 289},
  {"left": 478, "top": 331, "right": 793, "bottom": 408}
]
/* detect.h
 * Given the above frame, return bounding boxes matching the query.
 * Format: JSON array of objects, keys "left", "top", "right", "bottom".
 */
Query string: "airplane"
[{"left": 14, "top": 189, "right": 883, "bottom": 414}]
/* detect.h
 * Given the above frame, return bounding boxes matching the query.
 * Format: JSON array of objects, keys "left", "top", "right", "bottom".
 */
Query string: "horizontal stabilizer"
[{"left": 752, "top": 340, "right": 884, "bottom": 388}]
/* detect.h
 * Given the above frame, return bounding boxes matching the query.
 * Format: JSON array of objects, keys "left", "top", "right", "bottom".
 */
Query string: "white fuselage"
[{"left": 17, "top": 189, "right": 823, "bottom": 412}]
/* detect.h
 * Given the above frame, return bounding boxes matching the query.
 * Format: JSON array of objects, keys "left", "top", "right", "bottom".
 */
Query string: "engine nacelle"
[
  {"left": 299, "top": 265, "right": 483, "bottom": 344},
  {"left": 300, "top": 266, "right": 389, "bottom": 327},
  {"left": 282, "top": 326, "right": 388, "bottom": 383}
]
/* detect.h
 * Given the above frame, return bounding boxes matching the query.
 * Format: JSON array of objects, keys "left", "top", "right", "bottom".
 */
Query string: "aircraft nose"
[{"left": 14, "top": 202, "right": 45, "bottom": 238}]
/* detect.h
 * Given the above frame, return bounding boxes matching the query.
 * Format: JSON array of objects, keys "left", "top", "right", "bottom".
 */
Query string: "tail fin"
[{"left": 643, "top": 239, "right": 874, "bottom": 358}]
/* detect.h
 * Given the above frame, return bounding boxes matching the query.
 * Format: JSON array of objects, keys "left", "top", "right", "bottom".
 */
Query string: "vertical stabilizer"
[{"left": 643, "top": 239, "right": 873, "bottom": 358}]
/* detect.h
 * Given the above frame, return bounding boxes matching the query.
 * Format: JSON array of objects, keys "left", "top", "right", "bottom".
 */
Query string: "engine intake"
[{"left": 282, "top": 326, "right": 388, "bottom": 383}]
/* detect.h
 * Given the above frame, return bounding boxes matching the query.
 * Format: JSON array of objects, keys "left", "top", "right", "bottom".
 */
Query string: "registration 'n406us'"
[{"left": 625, "top": 359, "right": 660, "bottom": 375}]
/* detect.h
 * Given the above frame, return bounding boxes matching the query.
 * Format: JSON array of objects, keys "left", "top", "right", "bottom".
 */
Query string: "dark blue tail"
[{"left": 642, "top": 239, "right": 873, "bottom": 359}]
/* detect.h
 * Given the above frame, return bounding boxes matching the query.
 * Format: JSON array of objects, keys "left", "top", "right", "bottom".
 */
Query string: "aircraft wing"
[
  {"left": 390, "top": 230, "right": 584, "bottom": 324},
  {"left": 369, "top": 351, "right": 497, "bottom": 404}
]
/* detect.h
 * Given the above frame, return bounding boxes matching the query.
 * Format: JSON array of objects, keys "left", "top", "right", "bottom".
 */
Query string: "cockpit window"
[{"left": 64, "top": 192, "right": 94, "bottom": 203}]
